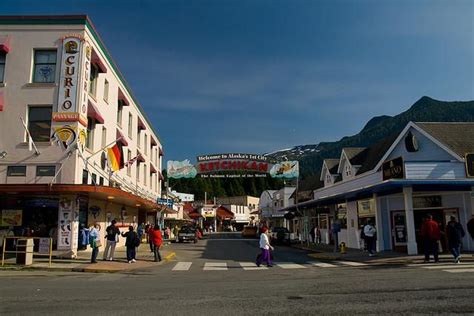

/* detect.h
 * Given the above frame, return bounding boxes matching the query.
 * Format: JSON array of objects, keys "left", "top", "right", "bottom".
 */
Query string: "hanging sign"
[{"left": 167, "top": 153, "right": 299, "bottom": 179}]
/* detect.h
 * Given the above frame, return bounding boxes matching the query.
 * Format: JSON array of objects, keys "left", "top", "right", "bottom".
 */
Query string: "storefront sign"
[
  {"left": 168, "top": 153, "right": 299, "bottom": 179},
  {"left": 57, "top": 36, "right": 81, "bottom": 116},
  {"left": 51, "top": 125, "right": 77, "bottom": 150},
  {"left": 1, "top": 209, "right": 22, "bottom": 226},
  {"left": 201, "top": 207, "right": 215, "bottom": 218},
  {"left": 382, "top": 157, "right": 404, "bottom": 181},
  {"left": 466, "top": 153, "right": 474, "bottom": 178},
  {"left": 38, "top": 238, "right": 51, "bottom": 254},
  {"left": 158, "top": 198, "right": 174, "bottom": 209},
  {"left": 413, "top": 195, "right": 442, "bottom": 209},
  {"left": 57, "top": 197, "right": 79, "bottom": 257},
  {"left": 357, "top": 199, "right": 375, "bottom": 217},
  {"left": 392, "top": 212, "right": 407, "bottom": 245}
]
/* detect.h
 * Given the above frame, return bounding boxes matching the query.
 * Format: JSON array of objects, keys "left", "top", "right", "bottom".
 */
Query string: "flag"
[
  {"left": 125, "top": 155, "right": 139, "bottom": 167},
  {"left": 107, "top": 142, "right": 124, "bottom": 172}
]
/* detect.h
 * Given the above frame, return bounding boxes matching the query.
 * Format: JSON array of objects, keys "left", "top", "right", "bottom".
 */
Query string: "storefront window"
[
  {"left": 7, "top": 166, "right": 26, "bottom": 176},
  {"left": 36, "top": 165, "right": 55, "bottom": 177},
  {"left": 336, "top": 203, "right": 347, "bottom": 229},
  {"left": 357, "top": 199, "right": 375, "bottom": 227}
]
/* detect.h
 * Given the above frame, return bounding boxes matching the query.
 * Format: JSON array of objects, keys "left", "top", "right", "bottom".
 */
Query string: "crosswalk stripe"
[
  {"left": 420, "top": 264, "right": 474, "bottom": 270},
  {"left": 239, "top": 262, "right": 268, "bottom": 270},
  {"left": 443, "top": 268, "right": 474, "bottom": 273},
  {"left": 407, "top": 262, "right": 473, "bottom": 267},
  {"left": 204, "top": 262, "right": 228, "bottom": 271},
  {"left": 310, "top": 262, "right": 338, "bottom": 268},
  {"left": 276, "top": 263, "right": 307, "bottom": 269},
  {"left": 172, "top": 262, "right": 192, "bottom": 271},
  {"left": 338, "top": 261, "right": 367, "bottom": 267}
]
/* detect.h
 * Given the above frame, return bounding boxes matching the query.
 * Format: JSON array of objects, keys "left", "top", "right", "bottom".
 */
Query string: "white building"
[
  {"left": 259, "top": 187, "right": 295, "bottom": 229},
  {"left": 0, "top": 15, "right": 164, "bottom": 258},
  {"left": 218, "top": 195, "right": 260, "bottom": 229},
  {"left": 285, "top": 122, "right": 474, "bottom": 254}
]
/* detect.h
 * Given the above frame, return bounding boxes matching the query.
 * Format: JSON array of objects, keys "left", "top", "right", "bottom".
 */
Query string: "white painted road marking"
[
  {"left": 421, "top": 264, "right": 474, "bottom": 270},
  {"left": 276, "top": 263, "right": 307, "bottom": 269},
  {"left": 172, "top": 262, "right": 193, "bottom": 271},
  {"left": 443, "top": 268, "right": 474, "bottom": 273},
  {"left": 204, "top": 262, "right": 228, "bottom": 271},
  {"left": 310, "top": 262, "right": 338, "bottom": 268},
  {"left": 338, "top": 261, "right": 367, "bottom": 267},
  {"left": 239, "top": 262, "right": 268, "bottom": 270}
]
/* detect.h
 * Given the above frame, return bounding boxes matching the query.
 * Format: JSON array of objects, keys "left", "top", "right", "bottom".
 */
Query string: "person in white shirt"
[
  {"left": 363, "top": 220, "right": 377, "bottom": 256},
  {"left": 256, "top": 227, "right": 274, "bottom": 267}
]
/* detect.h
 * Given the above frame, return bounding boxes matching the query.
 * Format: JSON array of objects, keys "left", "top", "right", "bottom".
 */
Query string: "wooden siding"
[
  {"left": 313, "top": 172, "right": 381, "bottom": 200},
  {"left": 405, "top": 162, "right": 466, "bottom": 180}
]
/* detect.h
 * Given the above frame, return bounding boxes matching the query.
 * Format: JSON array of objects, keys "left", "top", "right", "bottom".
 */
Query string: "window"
[
  {"left": 86, "top": 119, "right": 96, "bottom": 150},
  {"left": 101, "top": 126, "right": 107, "bottom": 148},
  {"left": 82, "top": 169, "right": 88, "bottom": 184},
  {"left": 33, "top": 50, "right": 57, "bottom": 83},
  {"left": 126, "top": 150, "right": 132, "bottom": 176},
  {"left": 137, "top": 129, "right": 142, "bottom": 149},
  {"left": 144, "top": 134, "right": 147, "bottom": 155},
  {"left": 91, "top": 173, "right": 97, "bottom": 184},
  {"left": 103, "top": 79, "right": 109, "bottom": 103},
  {"left": 28, "top": 106, "right": 52, "bottom": 142},
  {"left": 345, "top": 165, "right": 351, "bottom": 177},
  {"left": 128, "top": 113, "right": 133, "bottom": 139},
  {"left": 89, "top": 63, "right": 99, "bottom": 97},
  {"left": 143, "top": 164, "right": 147, "bottom": 186},
  {"left": 0, "top": 52, "right": 5, "bottom": 83},
  {"left": 136, "top": 162, "right": 140, "bottom": 182},
  {"left": 99, "top": 177, "right": 104, "bottom": 186},
  {"left": 117, "top": 100, "right": 124, "bottom": 126},
  {"left": 36, "top": 165, "right": 55, "bottom": 177},
  {"left": 7, "top": 166, "right": 26, "bottom": 176}
]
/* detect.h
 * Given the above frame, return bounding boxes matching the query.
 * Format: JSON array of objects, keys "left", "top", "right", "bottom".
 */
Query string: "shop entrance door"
[
  {"left": 414, "top": 208, "right": 459, "bottom": 253},
  {"left": 390, "top": 211, "right": 407, "bottom": 252}
]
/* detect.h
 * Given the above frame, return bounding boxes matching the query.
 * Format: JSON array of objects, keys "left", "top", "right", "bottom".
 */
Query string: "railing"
[{"left": 1, "top": 237, "right": 53, "bottom": 267}]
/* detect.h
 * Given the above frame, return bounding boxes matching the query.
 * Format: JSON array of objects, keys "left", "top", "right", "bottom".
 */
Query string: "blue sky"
[{"left": 1, "top": 0, "right": 473, "bottom": 161}]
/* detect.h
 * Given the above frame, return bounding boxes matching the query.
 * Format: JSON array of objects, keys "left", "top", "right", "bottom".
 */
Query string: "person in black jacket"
[
  {"left": 446, "top": 216, "right": 465, "bottom": 263},
  {"left": 121, "top": 226, "right": 138, "bottom": 263}
]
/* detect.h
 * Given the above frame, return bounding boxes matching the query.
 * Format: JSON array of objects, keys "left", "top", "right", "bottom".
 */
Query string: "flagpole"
[
  {"left": 86, "top": 136, "right": 123, "bottom": 161},
  {"left": 19, "top": 116, "right": 40, "bottom": 156}
]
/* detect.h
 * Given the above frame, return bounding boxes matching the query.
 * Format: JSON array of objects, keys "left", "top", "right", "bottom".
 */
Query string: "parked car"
[
  {"left": 241, "top": 226, "right": 258, "bottom": 238},
  {"left": 178, "top": 226, "right": 198, "bottom": 243},
  {"left": 270, "top": 227, "right": 291, "bottom": 245}
]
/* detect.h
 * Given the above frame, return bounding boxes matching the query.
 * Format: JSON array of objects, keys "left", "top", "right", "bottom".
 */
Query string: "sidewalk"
[
  {"left": 292, "top": 242, "right": 474, "bottom": 265},
  {"left": 0, "top": 243, "right": 176, "bottom": 273}
]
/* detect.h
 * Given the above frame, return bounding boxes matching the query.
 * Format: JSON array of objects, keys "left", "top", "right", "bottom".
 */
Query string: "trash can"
[{"left": 16, "top": 238, "right": 33, "bottom": 265}]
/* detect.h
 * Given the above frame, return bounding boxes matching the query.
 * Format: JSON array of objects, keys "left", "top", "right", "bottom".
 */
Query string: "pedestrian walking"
[
  {"left": 121, "top": 226, "right": 139, "bottom": 263},
  {"left": 173, "top": 225, "right": 179, "bottom": 242},
  {"left": 256, "top": 227, "right": 274, "bottom": 267},
  {"left": 137, "top": 223, "right": 144, "bottom": 243},
  {"left": 363, "top": 220, "right": 377, "bottom": 257},
  {"left": 467, "top": 216, "right": 474, "bottom": 240},
  {"left": 446, "top": 216, "right": 465, "bottom": 263},
  {"left": 103, "top": 220, "right": 120, "bottom": 261},
  {"left": 315, "top": 226, "right": 322, "bottom": 244},
  {"left": 420, "top": 214, "right": 441, "bottom": 263},
  {"left": 150, "top": 224, "right": 163, "bottom": 262},
  {"left": 89, "top": 223, "right": 101, "bottom": 264},
  {"left": 145, "top": 224, "right": 154, "bottom": 252}
]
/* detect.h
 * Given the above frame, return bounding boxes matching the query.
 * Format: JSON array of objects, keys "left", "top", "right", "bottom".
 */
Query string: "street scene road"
[{"left": 2, "top": 233, "right": 474, "bottom": 315}]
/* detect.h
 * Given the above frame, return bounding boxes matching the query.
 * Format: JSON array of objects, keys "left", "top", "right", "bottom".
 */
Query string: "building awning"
[
  {"left": 151, "top": 137, "right": 157, "bottom": 146},
  {"left": 150, "top": 164, "right": 158, "bottom": 174},
  {"left": 188, "top": 211, "right": 202, "bottom": 219},
  {"left": 217, "top": 206, "right": 234, "bottom": 220},
  {"left": 87, "top": 100, "right": 105, "bottom": 124},
  {"left": 138, "top": 117, "right": 146, "bottom": 130},
  {"left": 158, "top": 171, "right": 165, "bottom": 181},
  {"left": 0, "top": 90, "right": 4, "bottom": 112},
  {"left": 137, "top": 153, "right": 146, "bottom": 163},
  {"left": 116, "top": 129, "right": 128, "bottom": 146},
  {"left": 0, "top": 35, "right": 11, "bottom": 53},
  {"left": 91, "top": 49, "right": 107, "bottom": 73},
  {"left": 118, "top": 88, "right": 130, "bottom": 106},
  {"left": 0, "top": 184, "right": 159, "bottom": 211},
  {"left": 159, "top": 147, "right": 164, "bottom": 157}
]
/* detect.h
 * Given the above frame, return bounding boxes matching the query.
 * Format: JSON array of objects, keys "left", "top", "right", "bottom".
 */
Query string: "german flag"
[{"left": 107, "top": 142, "right": 124, "bottom": 172}]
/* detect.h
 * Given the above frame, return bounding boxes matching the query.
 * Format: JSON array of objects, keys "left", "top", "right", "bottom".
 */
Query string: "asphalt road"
[{"left": 1, "top": 232, "right": 474, "bottom": 315}]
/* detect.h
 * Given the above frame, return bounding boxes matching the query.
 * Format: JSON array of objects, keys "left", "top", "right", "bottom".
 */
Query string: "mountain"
[{"left": 265, "top": 96, "right": 474, "bottom": 183}]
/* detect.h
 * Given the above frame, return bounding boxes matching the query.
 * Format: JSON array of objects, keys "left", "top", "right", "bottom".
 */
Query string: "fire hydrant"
[{"left": 340, "top": 242, "right": 347, "bottom": 254}]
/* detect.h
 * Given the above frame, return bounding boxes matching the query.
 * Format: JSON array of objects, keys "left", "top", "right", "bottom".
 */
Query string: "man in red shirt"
[
  {"left": 150, "top": 225, "right": 163, "bottom": 262},
  {"left": 420, "top": 214, "right": 441, "bottom": 263}
]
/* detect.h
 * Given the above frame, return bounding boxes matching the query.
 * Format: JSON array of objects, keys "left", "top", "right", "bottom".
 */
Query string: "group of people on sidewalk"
[
  {"left": 358, "top": 215, "right": 473, "bottom": 263},
  {"left": 88, "top": 220, "right": 163, "bottom": 264}
]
